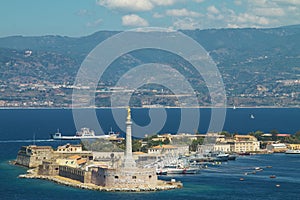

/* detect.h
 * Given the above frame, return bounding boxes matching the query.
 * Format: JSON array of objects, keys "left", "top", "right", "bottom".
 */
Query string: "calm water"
[
  {"left": 0, "top": 108, "right": 299, "bottom": 200},
  {"left": 0, "top": 108, "right": 299, "bottom": 141}
]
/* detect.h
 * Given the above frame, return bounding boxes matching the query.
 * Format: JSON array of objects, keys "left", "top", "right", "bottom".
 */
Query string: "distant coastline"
[{"left": 0, "top": 106, "right": 299, "bottom": 109}]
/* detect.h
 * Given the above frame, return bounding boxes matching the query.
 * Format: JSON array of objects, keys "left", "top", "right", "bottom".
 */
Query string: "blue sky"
[{"left": 1, "top": 0, "right": 300, "bottom": 37}]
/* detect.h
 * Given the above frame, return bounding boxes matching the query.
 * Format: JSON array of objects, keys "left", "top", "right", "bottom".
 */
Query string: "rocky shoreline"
[{"left": 19, "top": 173, "right": 183, "bottom": 192}]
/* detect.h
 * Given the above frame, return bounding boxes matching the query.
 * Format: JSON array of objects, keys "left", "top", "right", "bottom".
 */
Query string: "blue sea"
[{"left": 0, "top": 108, "right": 299, "bottom": 200}]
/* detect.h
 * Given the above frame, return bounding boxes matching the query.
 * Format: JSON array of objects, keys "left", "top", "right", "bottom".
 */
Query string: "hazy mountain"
[{"left": 0, "top": 26, "right": 299, "bottom": 107}]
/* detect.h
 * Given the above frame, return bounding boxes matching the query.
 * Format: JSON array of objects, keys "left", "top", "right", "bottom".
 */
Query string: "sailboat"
[{"left": 250, "top": 114, "right": 255, "bottom": 119}]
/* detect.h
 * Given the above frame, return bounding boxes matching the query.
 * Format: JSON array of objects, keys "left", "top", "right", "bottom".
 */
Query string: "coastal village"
[{"left": 14, "top": 108, "right": 300, "bottom": 192}]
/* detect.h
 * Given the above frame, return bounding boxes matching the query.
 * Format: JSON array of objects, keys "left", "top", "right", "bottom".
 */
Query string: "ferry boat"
[
  {"left": 50, "top": 128, "right": 118, "bottom": 140},
  {"left": 285, "top": 149, "right": 300, "bottom": 154}
]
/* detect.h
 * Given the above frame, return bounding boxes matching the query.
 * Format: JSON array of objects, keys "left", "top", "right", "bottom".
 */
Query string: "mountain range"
[{"left": 0, "top": 25, "right": 299, "bottom": 107}]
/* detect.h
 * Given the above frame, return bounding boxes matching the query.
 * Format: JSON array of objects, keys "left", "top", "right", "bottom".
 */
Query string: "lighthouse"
[{"left": 123, "top": 107, "right": 136, "bottom": 168}]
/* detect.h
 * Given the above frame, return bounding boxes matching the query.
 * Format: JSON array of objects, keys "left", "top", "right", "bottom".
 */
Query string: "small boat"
[
  {"left": 203, "top": 151, "right": 229, "bottom": 162},
  {"left": 228, "top": 154, "right": 237, "bottom": 160},
  {"left": 163, "top": 165, "right": 199, "bottom": 174},
  {"left": 238, "top": 152, "right": 251, "bottom": 156},
  {"left": 216, "top": 153, "right": 229, "bottom": 161},
  {"left": 156, "top": 168, "right": 168, "bottom": 175},
  {"left": 163, "top": 165, "right": 185, "bottom": 174},
  {"left": 270, "top": 175, "right": 276, "bottom": 178},
  {"left": 285, "top": 149, "right": 300, "bottom": 154},
  {"left": 250, "top": 114, "right": 255, "bottom": 119},
  {"left": 50, "top": 128, "right": 118, "bottom": 140}
]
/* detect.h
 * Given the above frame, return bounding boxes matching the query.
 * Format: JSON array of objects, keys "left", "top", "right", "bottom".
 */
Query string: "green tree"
[
  {"left": 189, "top": 138, "right": 204, "bottom": 152},
  {"left": 270, "top": 129, "right": 279, "bottom": 141},
  {"left": 295, "top": 131, "right": 300, "bottom": 139},
  {"left": 220, "top": 131, "right": 231, "bottom": 138},
  {"left": 132, "top": 139, "right": 142, "bottom": 152},
  {"left": 249, "top": 130, "right": 264, "bottom": 141},
  {"left": 163, "top": 137, "right": 171, "bottom": 145}
]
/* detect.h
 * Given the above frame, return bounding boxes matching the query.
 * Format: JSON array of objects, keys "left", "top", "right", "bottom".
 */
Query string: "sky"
[{"left": 1, "top": 0, "right": 300, "bottom": 37}]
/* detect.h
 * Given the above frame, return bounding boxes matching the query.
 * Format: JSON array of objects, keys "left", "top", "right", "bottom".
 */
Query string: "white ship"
[
  {"left": 51, "top": 127, "right": 118, "bottom": 140},
  {"left": 285, "top": 149, "right": 300, "bottom": 154}
]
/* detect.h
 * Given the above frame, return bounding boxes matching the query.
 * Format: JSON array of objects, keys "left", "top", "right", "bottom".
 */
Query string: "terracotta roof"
[
  {"left": 76, "top": 159, "right": 87, "bottom": 165},
  {"left": 133, "top": 152, "right": 146, "bottom": 155},
  {"left": 234, "top": 135, "right": 254, "bottom": 138},
  {"left": 151, "top": 145, "right": 177, "bottom": 149},
  {"left": 276, "top": 134, "right": 291, "bottom": 137},
  {"left": 30, "top": 146, "right": 52, "bottom": 149},
  {"left": 68, "top": 155, "right": 81, "bottom": 160}
]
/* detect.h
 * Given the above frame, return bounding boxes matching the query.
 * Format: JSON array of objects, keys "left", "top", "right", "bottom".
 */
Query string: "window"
[
  {"left": 132, "top": 176, "right": 137, "bottom": 179},
  {"left": 115, "top": 176, "right": 119, "bottom": 179},
  {"left": 149, "top": 175, "right": 152, "bottom": 179}
]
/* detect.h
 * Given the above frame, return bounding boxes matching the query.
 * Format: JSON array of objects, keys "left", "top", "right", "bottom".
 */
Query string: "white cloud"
[
  {"left": 253, "top": 7, "right": 285, "bottom": 16},
  {"left": 166, "top": 8, "right": 201, "bottom": 17},
  {"left": 273, "top": 0, "right": 300, "bottom": 5},
  {"left": 153, "top": 13, "right": 164, "bottom": 18},
  {"left": 236, "top": 13, "right": 270, "bottom": 26},
  {"left": 76, "top": 9, "right": 90, "bottom": 16},
  {"left": 151, "top": 0, "right": 177, "bottom": 6},
  {"left": 122, "top": 14, "right": 149, "bottom": 27},
  {"left": 234, "top": 0, "right": 242, "bottom": 6},
  {"left": 172, "top": 17, "right": 201, "bottom": 30},
  {"left": 193, "top": 0, "right": 205, "bottom": 3},
  {"left": 287, "top": 6, "right": 297, "bottom": 11},
  {"left": 97, "top": 0, "right": 178, "bottom": 12},
  {"left": 86, "top": 19, "right": 103, "bottom": 27},
  {"left": 207, "top": 6, "right": 220, "bottom": 15},
  {"left": 246, "top": 0, "right": 272, "bottom": 7},
  {"left": 227, "top": 23, "right": 240, "bottom": 28},
  {"left": 206, "top": 5, "right": 223, "bottom": 21},
  {"left": 98, "top": 0, "right": 300, "bottom": 30},
  {"left": 207, "top": 13, "right": 224, "bottom": 20},
  {"left": 97, "top": 0, "right": 153, "bottom": 11}
]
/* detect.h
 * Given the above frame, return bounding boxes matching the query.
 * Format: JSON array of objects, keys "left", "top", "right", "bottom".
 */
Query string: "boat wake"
[{"left": 0, "top": 139, "right": 55, "bottom": 143}]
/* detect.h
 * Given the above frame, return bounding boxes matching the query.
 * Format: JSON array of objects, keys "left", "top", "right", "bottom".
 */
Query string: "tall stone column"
[{"left": 123, "top": 107, "right": 136, "bottom": 168}]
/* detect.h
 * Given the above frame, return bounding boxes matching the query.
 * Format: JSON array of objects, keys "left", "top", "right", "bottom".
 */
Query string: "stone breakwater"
[{"left": 19, "top": 174, "right": 183, "bottom": 192}]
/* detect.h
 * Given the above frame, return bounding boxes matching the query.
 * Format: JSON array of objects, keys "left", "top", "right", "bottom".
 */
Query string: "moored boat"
[
  {"left": 285, "top": 149, "right": 300, "bottom": 154},
  {"left": 215, "top": 153, "right": 229, "bottom": 161},
  {"left": 228, "top": 154, "right": 237, "bottom": 160},
  {"left": 162, "top": 164, "right": 199, "bottom": 174},
  {"left": 156, "top": 168, "right": 168, "bottom": 175}
]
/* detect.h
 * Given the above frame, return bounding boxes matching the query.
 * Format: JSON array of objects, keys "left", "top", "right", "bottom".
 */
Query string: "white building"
[{"left": 266, "top": 143, "right": 287, "bottom": 153}]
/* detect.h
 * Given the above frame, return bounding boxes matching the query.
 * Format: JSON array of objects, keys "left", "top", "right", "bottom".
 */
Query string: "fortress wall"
[
  {"left": 38, "top": 162, "right": 59, "bottom": 176},
  {"left": 59, "top": 166, "right": 86, "bottom": 183},
  {"left": 91, "top": 167, "right": 158, "bottom": 187}
]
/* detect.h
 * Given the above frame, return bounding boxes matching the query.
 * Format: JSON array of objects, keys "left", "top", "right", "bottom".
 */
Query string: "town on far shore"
[{"left": 14, "top": 121, "right": 300, "bottom": 192}]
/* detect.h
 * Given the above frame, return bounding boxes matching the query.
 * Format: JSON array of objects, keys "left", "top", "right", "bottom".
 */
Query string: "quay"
[{"left": 19, "top": 173, "right": 182, "bottom": 192}]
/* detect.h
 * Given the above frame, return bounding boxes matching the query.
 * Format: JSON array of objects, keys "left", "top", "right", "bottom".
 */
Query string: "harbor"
[{"left": 1, "top": 108, "right": 299, "bottom": 199}]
